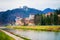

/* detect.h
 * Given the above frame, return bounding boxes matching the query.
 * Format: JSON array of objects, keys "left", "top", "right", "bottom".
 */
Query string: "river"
[{"left": 2, "top": 28, "right": 60, "bottom": 40}]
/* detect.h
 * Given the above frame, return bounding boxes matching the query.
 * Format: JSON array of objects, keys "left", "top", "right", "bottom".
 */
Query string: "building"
[
  {"left": 24, "top": 17, "right": 29, "bottom": 25},
  {"left": 45, "top": 12, "right": 52, "bottom": 17},
  {"left": 29, "top": 14, "right": 35, "bottom": 19},
  {"left": 28, "top": 14, "right": 35, "bottom": 26},
  {"left": 15, "top": 17, "right": 24, "bottom": 26},
  {"left": 15, "top": 14, "right": 35, "bottom": 26}
]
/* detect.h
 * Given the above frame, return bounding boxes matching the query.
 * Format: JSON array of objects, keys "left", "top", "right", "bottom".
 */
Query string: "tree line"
[{"left": 34, "top": 9, "right": 60, "bottom": 25}]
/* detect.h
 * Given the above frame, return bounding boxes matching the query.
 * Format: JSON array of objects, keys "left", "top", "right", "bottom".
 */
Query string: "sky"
[{"left": 0, "top": 0, "right": 60, "bottom": 11}]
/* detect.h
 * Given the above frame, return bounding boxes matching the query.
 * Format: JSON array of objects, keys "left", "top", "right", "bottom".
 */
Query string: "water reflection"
[{"left": 14, "top": 30, "right": 60, "bottom": 40}]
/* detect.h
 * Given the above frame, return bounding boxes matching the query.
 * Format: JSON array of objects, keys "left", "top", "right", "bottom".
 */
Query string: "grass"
[
  {"left": 0, "top": 30, "right": 14, "bottom": 40},
  {"left": 7, "top": 25, "right": 60, "bottom": 32}
]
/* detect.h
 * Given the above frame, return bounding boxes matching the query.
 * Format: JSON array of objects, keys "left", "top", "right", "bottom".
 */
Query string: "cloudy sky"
[{"left": 0, "top": 0, "right": 60, "bottom": 11}]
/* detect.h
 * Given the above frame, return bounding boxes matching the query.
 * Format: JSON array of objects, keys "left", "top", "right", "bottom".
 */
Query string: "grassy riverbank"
[
  {"left": 7, "top": 25, "right": 60, "bottom": 32},
  {"left": 0, "top": 30, "right": 14, "bottom": 40}
]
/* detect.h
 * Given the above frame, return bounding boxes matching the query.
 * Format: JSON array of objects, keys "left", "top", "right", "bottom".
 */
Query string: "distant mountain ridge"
[
  {"left": 0, "top": 6, "right": 55, "bottom": 25},
  {"left": 0, "top": 7, "right": 55, "bottom": 18},
  {"left": 43, "top": 8, "right": 55, "bottom": 13}
]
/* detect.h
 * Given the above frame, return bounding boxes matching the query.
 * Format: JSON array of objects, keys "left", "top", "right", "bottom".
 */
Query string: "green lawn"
[{"left": 0, "top": 30, "right": 14, "bottom": 40}]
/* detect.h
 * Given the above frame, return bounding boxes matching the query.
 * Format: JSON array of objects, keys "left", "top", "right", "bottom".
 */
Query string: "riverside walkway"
[{"left": 0, "top": 27, "right": 24, "bottom": 40}]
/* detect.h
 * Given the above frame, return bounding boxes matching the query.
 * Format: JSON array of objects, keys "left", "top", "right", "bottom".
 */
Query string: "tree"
[
  {"left": 40, "top": 14, "right": 46, "bottom": 25},
  {"left": 34, "top": 14, "right": 41, "bottom": 25},
  {"left": 45, "top": 15, "right": 51, "bottom": 25},
  {"left": 34, "top": 14, "right": 46, "bottom": 25},
  {"left": 53, "top": 9, "right": 60, "bottom": 25},
  {"left": 55, "top": 9, "right": 60, "bottom": 14},
  {"left": 53, "top": 13, "right": 58, "bottom": 25}
]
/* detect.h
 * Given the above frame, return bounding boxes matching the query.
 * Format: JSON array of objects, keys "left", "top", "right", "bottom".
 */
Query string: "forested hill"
[{"left": 0, "top": 6, "right": 55, "bottom": 25}]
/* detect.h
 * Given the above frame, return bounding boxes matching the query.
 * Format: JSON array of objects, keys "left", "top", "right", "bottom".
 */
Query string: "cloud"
[{"left": 0, "top": 0, "right": 60, "bottom": 11}]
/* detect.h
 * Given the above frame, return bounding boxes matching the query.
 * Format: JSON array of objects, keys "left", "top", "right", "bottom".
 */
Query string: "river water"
[
  {"left": 2, "top": 28, "right": 60, "bottom": 40},
  {"left": 9, "top": 29, "right": 60, "bottom": 40}
]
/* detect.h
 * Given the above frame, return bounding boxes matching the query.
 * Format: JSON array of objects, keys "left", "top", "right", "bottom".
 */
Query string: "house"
[
  {"left": 45, "top": 12, "right": 52, "bottom": 17},
  {"left": 15, "top": 17, "right": 24, "bottom": 26},
  {"left": 24, "top": 17, "right": 29, "bottom": 25},
  {"left": 15, "top": 14, "right": 35, "bottom": 26},
  {"left": 28, "top": 14, "right": 35, "bottom": 26}
]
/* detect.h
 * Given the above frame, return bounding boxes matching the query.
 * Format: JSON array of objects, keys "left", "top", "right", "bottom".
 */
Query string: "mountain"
[
  {"left": 0, "top": 6, "right": 43, "bottom": 25},
  {"left": 0, "top": 6, "right": 55, "bottom": 25},
  {"left": 43, "top": 8, "right": 55, "bottom": 13}
]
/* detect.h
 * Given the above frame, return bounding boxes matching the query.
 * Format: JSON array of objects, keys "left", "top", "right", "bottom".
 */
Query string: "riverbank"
[
  {"left": 4, "top": 30, "right": 30, "bottom": 40},
  {"left": 7, "top": 25, "right": 60, "bottom": 32},
  {"left": 0, "top": 30, "right": 14, "bottom": 40}
]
